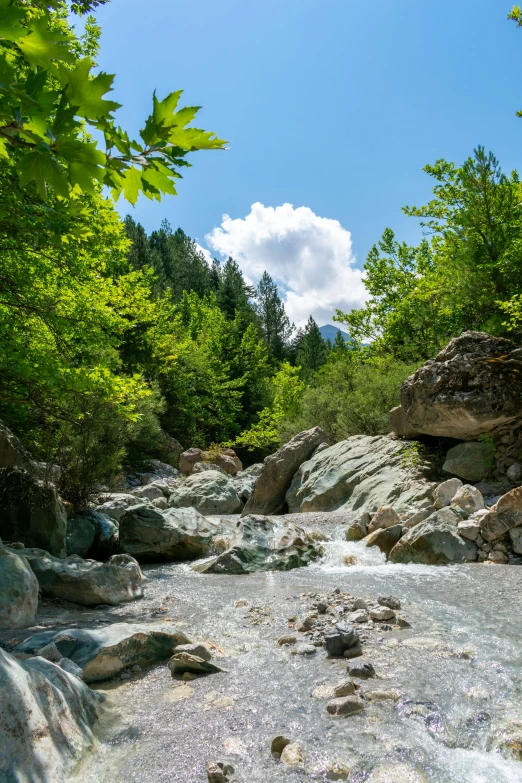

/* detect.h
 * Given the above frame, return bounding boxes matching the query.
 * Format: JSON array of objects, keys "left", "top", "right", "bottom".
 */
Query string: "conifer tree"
[
  {"left": 254, "top": 271, "right": 292, "bottom": 361},
  {"left": 296, "top": 316, "right": 328, "bottom": 375}
]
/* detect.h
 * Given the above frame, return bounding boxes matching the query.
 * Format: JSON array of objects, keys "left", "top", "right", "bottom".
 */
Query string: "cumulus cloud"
[
  {"left": 205, "top": 202, "right": 367, "bottom": 326},
  {"left": 195, "top": 242, "right": 213, "bottom": 265}
]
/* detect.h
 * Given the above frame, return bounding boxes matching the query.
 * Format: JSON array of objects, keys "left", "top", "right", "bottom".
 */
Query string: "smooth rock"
[
  {"left": 242, "top": 427, "right": 328, "bottom": 516},
  {"left": 168, "top": 652, "right": 224, "bottom": 675},
  {"left": 403, "top": 506, "right": 435, "bottom": 528},
  {"left": 349, "top": 609, "right": 369, "bottom": 624},
  {"left": 120, "top": 504, "right": 223, "bottom": 562},
  {"left": 451, "top": 485, "right": 484, "bottom": 516},
  {"left": 343, "top": 644, "right": 363, "bottom": 659},
  {"left": 326, "top": 695, "right": 365, "bottom": 716},
  {"left": 365, "top": 525, "right": 403, "bottom": 556},
  {"left": 0, "top": 544, "right": 38, "bottom": 629},
  {"left": 389, "top": 508, "right": 478, "bottom": 564},
  {"left": 169, "top": 471, "right": 243, "bottom": 515},
  {"left": 346, "top": 513, "right": 369, "bottom": 541},
  {"left": 278, "top": 634, "right": 297, "bottom": 646},
  {"left": 479, "top": 487, "right": 522, "bottom": 542},
  {"left": 15, "top": 548, "right": 143, "bottom": 605},
  {"left": 393, "top": 331, "right": 521, "bottom": 440},
  {"left": 365, "top": 689, "right": 401, "bottom": 702},
  {"left": 333, "top": 677, "right": 356, "bottom": 696},
  {"left": 0, "top": 648, "right": 100, "bottom": 782},
  {"left": 293, "top": 643, "right": 317, "bottom": 656},
  {"left": 36, "top": 642, "right": 62, "bottom": 663},
  {"left": 507, "top": 463, "right": 522, "bottom": 483},
  {"left": 66, "top": 515, "right": 95, "bottom": 558},
  {"left": 347, "top": 662, "right": 375, "bottom": 679},
  {"left": 131, "top": 484, "right": 165, "bottom": 501},
  {"left": 458, "top": 520, "right": 481, "bottom": 541},
  {"left": 192, "top": 515, "right": 322, "bottom": 574},
  {"left": 95, "top": 493, "right": 141, "bottom": 522},
  {"left": 174, "top": 643, "right": 212, "bottom": 661},
  {"left": 271, "top": 735, "right": 291, "bottom": 758},
  {"left": 509, "top": 527, "right": 522, "bottom": 554},
  {"left": 15, "top": 623, "right": 189, "bottom": 682},
  {"left": 443, "top": 442, "right": 492, "bottom": 482},
  {"left": 280, "top": 742, "right": 304, "bottom": 766},
  {"left": 207, "top": 761, "right": 235, "bottom": 783},
  {"left": 286, "top": 435, "right": 434, "bottom": 514},
  {"left": 369, "top": 606, "right": 395, "bottom": 621},
  {"left": 433, "top": 478, "right": 463, "bottom": 510},
  {"left": 0, "top": 466, "right": 67, "bottom": 556},
  {"left": 378, "top": 595, "right": 401, "bottom": 610},
  {"left": 58, "top": 657, "right": 84, "bottom": 678},
  {"left": 368, "top": 506, "right": 400, "bottom": 534}
]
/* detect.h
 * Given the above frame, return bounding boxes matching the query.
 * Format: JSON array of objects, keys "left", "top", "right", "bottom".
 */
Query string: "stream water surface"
[{"left": 70, "top": 525, "right": 522, "bottom": 783}]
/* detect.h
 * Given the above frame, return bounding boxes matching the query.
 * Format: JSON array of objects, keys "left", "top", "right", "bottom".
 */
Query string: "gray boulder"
[
  {"left": 192, "top": 515, "right": 323, "bottom": 574},
  {"left": 392, "top": 331, "right": 522, "bottom": 440},
  {"left": 131, "top": 483, "right": 165, "bottom": 501},
  {"left": 346, "top": 513, "right": 369, "bottom": 541},
  {"left": 95, "top": 493, "right": 142, "bottom": 522},
  {"left": 0, "top": 542, "right": 38, "bottom": 629},
  {"left": 443, "top": 442, "right": 492, "bottom": 482},
  {"left": 479, "top": 486, "right": 522, "bottom": 542},
  {"left": 365, "top": 524, "right": 403, "bottom": 557},
  {"left": 15, "top": 622, "right": 189, "bottom": 682},
  {"left": 0, "top": 648, "right": 100, "bottom": 781},
  {"left": 67, "top": 510, "right": 119, "bottom": 559},
  {"left": 169, "top": 470, "right": 243, "bottom": 515},
  {"left": 0, "top": 419, "right": 32, "bottom": 471},
  {"left": 0, "top": 466, "right": 67, "bottom": 556},
  {"left": 389, "top": 508, "right": 477, "bottom": 564},
  {"left": 242, "top": 427, "right": 328, "bottom": 516},
  {"left": 66, "top": 514, "right": 96, "bottom": 557},
  {"left": 119, "top": 504, "right": 224, "bottom": 561},
  {"left": 286, "top": 435, "right": 434, "bottom": 514},
  {"left": 15, "top": 548, "right": 143, "bottom": 605}
]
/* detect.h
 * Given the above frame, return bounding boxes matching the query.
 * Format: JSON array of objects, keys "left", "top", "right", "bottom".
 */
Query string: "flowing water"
[{"left": 71, "top": 522, "right": 522, "bottom": 783}]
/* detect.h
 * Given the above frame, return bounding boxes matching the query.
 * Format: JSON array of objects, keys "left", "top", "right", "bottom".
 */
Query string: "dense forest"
[{"left": 1, "top": 0, "right": 522, "bottom": 507}]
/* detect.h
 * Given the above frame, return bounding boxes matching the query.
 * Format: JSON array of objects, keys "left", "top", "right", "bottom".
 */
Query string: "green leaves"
[
  {"left": 57, "top": 58, "right": 121, "bottom": 120},
  {"left": 0, "top": 1, "right": 226, "bottom": 209}
]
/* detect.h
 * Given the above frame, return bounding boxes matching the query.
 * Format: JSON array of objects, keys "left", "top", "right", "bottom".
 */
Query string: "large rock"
[
  {"left": 389, "top": 508, "right": 477, "bottom": 564},
  {"left": 365, "top": 524, "right": 403, "bottom": 557},
  {"left": 192, "top": 515, "right": 323, "bottom": 574},
  {"left": 67, "top": 511, "right": 119, "bottom": 559},
  {"left": 242, "top": 427, "right": 329, "bottom": 516},
  {"left": 15, "top": 548, "right": 143, "bottom": 606},
  {"left": 0, "top": 541, "right": 38, "bottom": 629},
  {"left": 0, "top": 648, "right": 100, "bottom": 781},
  {"left": 478, "top": 486, "right": 522, "bottom": 542},
  {"left": 179, "top": 447, "right": 242, "bottom": 477},
  {"left": 443, "top": 442, "right": 492, "bottom": 482},
  {"left": 392, "top": 332, "right": 522, "bottom": 440},
  {"left": 0, "top": 466, "right": 67, "bottom": 556},
  {"left": 0, "top": 419, "right": 32, "bottom": 471},
  {"left": 119, "top": 504, "right": 224, "bottom": 561},
  {"left": 95, "top": 492, "right": 141, "bottom": 522},
  {"left": 168, "top": 470, "right": 243, "bottom": 515},
  {"left": 286, "top": 435, "right": 434, "bottom": 514},
  {"left": 15, "top": 623, "right": 189, "bottom": 682}
]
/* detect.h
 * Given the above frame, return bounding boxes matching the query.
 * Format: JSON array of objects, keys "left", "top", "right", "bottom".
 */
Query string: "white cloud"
[
  {"left": 195, "top": 242, "right": 213, "bottom": 266},
  {"left": 205, "top": 202, "right": 367, "bottom": 327}
]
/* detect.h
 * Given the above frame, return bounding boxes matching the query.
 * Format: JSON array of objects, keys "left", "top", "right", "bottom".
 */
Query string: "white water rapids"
[{"left": 70, "top": 523, "right": 522, "bottom": 783}]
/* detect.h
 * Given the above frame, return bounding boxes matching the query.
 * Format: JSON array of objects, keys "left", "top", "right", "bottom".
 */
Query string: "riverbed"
[{"left": 60, "top": 527, "right": 522, "bottom": 783}]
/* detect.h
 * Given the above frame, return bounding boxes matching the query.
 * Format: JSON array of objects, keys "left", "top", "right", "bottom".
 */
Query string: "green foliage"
[
  {"left": 295, "top": 316, "right": 329, "bottom": 378},
  {"left": 255, "top": 271, "right": 293, "bottom": 362},
  {"left": 0, "top": 0, "right": 225, "bottom": 214},
  {"left": 336, "top": 147, "right": 522, "bottom": 359},
  {"left": 232, "top": 364, "right": 305, "bottom": 450},
  {"left": 280, "top": 353, "right": 419, "bottom": 443}
]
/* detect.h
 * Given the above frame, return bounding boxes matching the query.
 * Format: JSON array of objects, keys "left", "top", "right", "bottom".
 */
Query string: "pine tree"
[
  {"left": 254, "top": 271, "right": 292, "bottom": 361},
  {"left": 333, "top": 329, "right": 347, "bottom": 353},
  {"left": 217, "top": 257, "right": 255, "bottom": 321},
  {"left": 296, "top": 316, "right": 328, "bottom": 375}
]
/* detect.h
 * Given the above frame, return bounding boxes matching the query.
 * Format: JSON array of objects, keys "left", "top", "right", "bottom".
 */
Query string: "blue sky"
[{"left": 87, "top": 0, "right": 522, "bottom": 325}]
